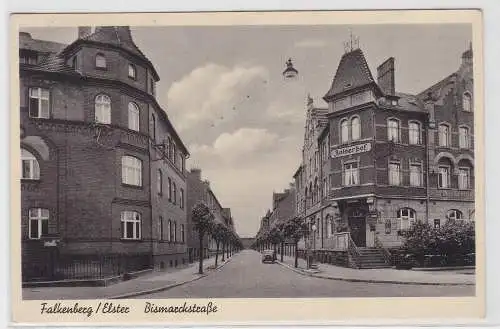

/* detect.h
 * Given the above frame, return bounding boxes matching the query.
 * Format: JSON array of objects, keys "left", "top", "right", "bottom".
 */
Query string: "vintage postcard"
[{"left": 10, "top": 10, "right": 484, "bottom": 325}]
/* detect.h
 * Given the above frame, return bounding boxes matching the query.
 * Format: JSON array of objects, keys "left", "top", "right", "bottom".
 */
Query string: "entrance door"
[{"left": 348, "top": 209, "right": 367, "bottom": 247}]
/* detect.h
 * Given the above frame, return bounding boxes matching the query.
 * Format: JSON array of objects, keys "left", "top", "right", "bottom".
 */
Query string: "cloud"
[
  {"left": 266, "top": 100, "right": 305, "bottom": 123},
  {"left": 294, "top": 39, "right": 327, "bottom": 48},
  {"left": 166, "top": 63, "right": 269, "bottom": 131}
]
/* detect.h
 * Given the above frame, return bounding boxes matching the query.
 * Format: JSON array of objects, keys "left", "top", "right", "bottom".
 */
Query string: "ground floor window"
[
  {"left": 29, "top": 208, "right": 49, "bottom": 239},
  {"left": 446, "top": 209, "right": 463, "bottom": 222},
  {"left": 397, "top": 208, "right": 416, "bottom": 230},
  {"left": 121, "top": 211, "right": 141, "bottom": 240}
]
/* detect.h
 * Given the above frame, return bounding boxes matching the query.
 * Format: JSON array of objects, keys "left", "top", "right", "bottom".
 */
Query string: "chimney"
[
  {"left": 377, "top": 57, "right": 395, "bottom": 96},
  {"left": 78, "top": 27, "right": 92, "bottom": 39},
  {"left": 190, "top": 168, "right": 202, "bottom": 180}
]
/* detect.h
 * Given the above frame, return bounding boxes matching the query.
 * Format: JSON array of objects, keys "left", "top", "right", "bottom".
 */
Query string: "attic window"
[
  {"left": 95, "top": 53, "right": 107, "bottom": 69},
  {"left": 128, "top": 64, "right": 137, "bottom": 79},
  {"left": 391, "top": 99, "right": 398, "bottom": 106}
]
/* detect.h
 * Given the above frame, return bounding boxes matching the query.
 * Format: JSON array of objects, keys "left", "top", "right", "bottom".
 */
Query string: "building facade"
[
  {"left": 19, "top": 27, "right": 189, "bottom": 281},
  {"left": 292, "top": 44, "right": 474, "bottom": 264}
]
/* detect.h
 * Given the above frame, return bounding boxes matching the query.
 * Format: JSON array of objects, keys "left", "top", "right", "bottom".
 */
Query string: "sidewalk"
[
  {"left": 23, "top": 255, "right": 232, "bottom": 300},
  {"left": 276, "top": 255, "right": 475, "bottom": 286}
]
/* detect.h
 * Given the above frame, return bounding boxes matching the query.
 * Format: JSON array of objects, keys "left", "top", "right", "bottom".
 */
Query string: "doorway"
[{"left": 348, "top": 208, "right": 367, "bottom": 247}]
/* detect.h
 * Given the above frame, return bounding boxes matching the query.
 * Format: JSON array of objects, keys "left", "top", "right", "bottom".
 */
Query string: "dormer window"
[
  {"left": 95, "top": 53, "right": 107, "bottom": 69},
  {"left": 128, "top": 64, "right": 137, "bottom": 79},
  {"left": 71, "top": 56, "right": 78, "bottom": 70}
]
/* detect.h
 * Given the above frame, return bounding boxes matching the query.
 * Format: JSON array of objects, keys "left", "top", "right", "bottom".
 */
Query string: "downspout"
[{"left": 425, "top": 113, "right": 430, "bottom": 222}]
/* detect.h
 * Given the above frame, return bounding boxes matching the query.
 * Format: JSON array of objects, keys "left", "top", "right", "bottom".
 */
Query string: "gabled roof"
[
  {"left": 61, "top": 26, "right": 160, "bottom": 80},
  {"left": 324, "top": 48, "right": 377, "bottom": 101}
]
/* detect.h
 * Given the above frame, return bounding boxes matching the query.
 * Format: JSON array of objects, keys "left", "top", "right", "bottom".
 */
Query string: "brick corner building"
[{"left": 19, "top": 27, "right": 189, "bottom": 281}]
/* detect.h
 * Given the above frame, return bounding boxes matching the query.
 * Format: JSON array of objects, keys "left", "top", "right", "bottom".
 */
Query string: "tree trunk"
[
  {"left": 215, "top": 241, "right": 220, "bottom": 267},
  {"left": 294, "top": 241, "right": 299, "bottom": 268},
  {"left": 221, "top": 243, "right": 225, "bottom": 261},
  {"left": 281, "top": 241, "right": 284, "bottom": 262},
  {"left": 226, "top": 244, "right": 230, "bottom": 258},
  {"left": 198, "top": 233, "right": 204, "bottom": 274}
]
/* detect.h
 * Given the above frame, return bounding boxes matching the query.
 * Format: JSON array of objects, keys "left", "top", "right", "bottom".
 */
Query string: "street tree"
[
  {"left": 191, "top": 202, "right": 215, "bottom": 274},
  {"left": 268, "top": 225, "right": 284, "bottom": 257},
  {"left": 211, "top": 222, "right": 228, "bottom": 267},
  {"left": 283, "top": 216, "right": 308, "bottom": 268}
]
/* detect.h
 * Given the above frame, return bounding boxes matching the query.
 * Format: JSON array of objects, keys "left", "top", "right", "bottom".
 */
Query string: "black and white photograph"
[{"left": 11, "top": 9, "right": 485, "bottom": 323}]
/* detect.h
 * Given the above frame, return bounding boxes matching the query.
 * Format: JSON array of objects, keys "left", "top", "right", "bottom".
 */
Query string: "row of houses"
[
  {"left": 19, "top": 26, "right": 239, "bottom": 281},
  {"left": 256, "top": 42, "right": 475, "bottom": 268}
]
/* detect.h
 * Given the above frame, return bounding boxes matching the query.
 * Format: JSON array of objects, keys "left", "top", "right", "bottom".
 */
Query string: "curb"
[
  {"left": 276, "top": 261, "right": 475, "bottom": 286},
  {"left": 110, "top": 257, "right": 233, "bottom": 299}
]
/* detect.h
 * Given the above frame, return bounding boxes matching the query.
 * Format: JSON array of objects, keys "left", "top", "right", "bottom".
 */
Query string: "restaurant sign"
[{"left": 331, "top": 142, "right": 372, "bottom": 158}]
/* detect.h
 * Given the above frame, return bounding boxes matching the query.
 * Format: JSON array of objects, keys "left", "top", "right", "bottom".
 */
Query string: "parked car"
[{"left": 262, "top": 249, "right": 276, "bottom": 263}]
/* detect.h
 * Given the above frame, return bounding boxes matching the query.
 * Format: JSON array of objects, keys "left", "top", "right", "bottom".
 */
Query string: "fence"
[{"left": 22, "top": 253, "right": 153, "bottom": 282}]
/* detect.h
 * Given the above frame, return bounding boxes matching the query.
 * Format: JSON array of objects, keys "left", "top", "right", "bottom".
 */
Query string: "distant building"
[{"left": 19, "top": 27, "right": 189, "bottom": 281}]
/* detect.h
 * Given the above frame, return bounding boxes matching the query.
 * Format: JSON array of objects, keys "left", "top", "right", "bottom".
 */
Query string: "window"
[
  {"left": 71, "top": 56, "right": 77, "bottom": 70},
  {"left": 180, "top": 188, "right": 185, "bottom": 209},
  {"left": 157, "top": 169, "right": 163, "bottom": 195},
  {"left": 122, "top": 156, "right": 142, "bottom": 186},
  {"left": 438, "top": 165, "right": 450, "bottom": 188},
  {"left": 121, "top": 211, "right": 141, "bottom": 240},
  {"left": 167, "top": 220, "right": 172, "bottom": 241},
  {"left": 151, "top": 115, "right": 156, "bottom": 141},
  {"left": 169, "top": 219, "right": 174, "bottom": 241},
  {"left": 28, "top": 208, "right": 49, "bottom": 239},
  {"left": 173, "top": 221, "right": 177, "bottom": 242},
  {"left": 351, "top": 116, "right": 361, "bottom": 141},
  {"left": 410, "top": 163, "right": 422, "bottom": 187},
  {"left": 459, "top": 126, "right": 470, "bottom": 149},
  {"left": 343, "top": 162, "right": 359, "bottom": 186},
  {"left": 165, "top": 138, "right": 172, "bottom": 159},
  {"left": 409, "top": 121, "right": 421, "bottom": 145},
  {"left": 21, "top": 148, "right": 40, "bottom": 180},
  {"left": 463, "top": 92, "right": 472, "bottom": 112},
  {"left": 385, "top": 219, "right": 391, "bottom": 234},
  {"left": 128, "top": 64, "right": 136, "bottom": 79},
  {"left": 159, "top": 216, "right": 164, "bottom": 240},
  {"left": 438, "top": 124, "right": 450, "bottom": 147},
  {"left": 388, "top": 162, "right": 401, "bottom": 186},
  {"left": 127, "top": 102, "right": 140, "bottom": 131},
  {"left": 173, "top": 182, "right": 177, "bottom": 204},
  {"left": 180, "top": 224, "right": 185, "bottom": 243},
  {"left": 340, "top": 119, "right": 349, "bottom": 143},
  {"left": 434, "top": 219, "right": 441, "bottom": 229},
  {"left": 95, "top": 53, "right": 106, "bottom": 68},
  {"left": 168, "top": 177, "right": 172, "bottom": 201},
  {"left": 150, "top": 78, "right": 155, "bottom": 96},
  {"left": 398, "top": 208, "right": 416, "bottom": 230},
  {"left": 172, "top": 144, "right": 177, "bottom": 166},
  {"left": 181, "top": 155, "right": 185, "bottom": 172},
  {"left": 447, "top": 209, "right": 463, "bottom": 221},
  {"left": 387, "top": 119, "right": 400, "bottom": 142},
  {"left": 458, "top": 167, "right": 470, "bottom": 189},
  {"left": 95, "top": 94, "right": 111, "bottom": 124},
  {"left": 29, "top": 87, "right": 50, "bottom": 119}
]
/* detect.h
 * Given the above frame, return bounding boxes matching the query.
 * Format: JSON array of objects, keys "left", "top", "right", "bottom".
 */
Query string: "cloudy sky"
[{"left": 22, "top": 24, "right": 471, "bottom": 237}]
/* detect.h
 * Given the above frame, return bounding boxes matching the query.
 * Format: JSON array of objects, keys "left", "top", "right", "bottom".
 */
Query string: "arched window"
[
  {"left": 409, "top": 121, "right": 421, "bottom": 145},
  {"left": 340, "top": 119, "right": 349, "bottom": 143},
  {"left": 157, "top": 169, "right": 163, "bottom": 195},
  {"left": 351, "top": 116, "right": 361, "bottom": 141},
  {"left": 397, "top": 208, "right": 416, "bottom": 230},
  {"left": 121, "top": 156, "right": 142, "bottom": 186},
  {"left": 121, "top": 211, "right": 141, "bottom": 240},
  {"left": 387, "top": 118, "right": 400, "bottom": 142},
  {"left": 447, "top": 209, "right": 463, "bottom": 222},
  {"left": 95, "top": 94, "right": 111, "bottom": 124},
  {"left": 21, "top": 148, "right": 40, "bottom": 180},
  {"left": 168, "top": 177, "right": 172, "bottom": 201},
  {"left": 438, "top": 123, "right": 450, "bottom": 147},
  {"left": 128, "top": 63, "right": 137, "bottom": 79},
  {"left": 459, "top": 126, "right": 470, "bottom": 149},
  {"left": 173, "top": 182, "right": 177, "bottom": 205},
  {"left": 168, "top": 219, "right": 172, "bottom": 241},
  {"left": 438, "top": 157, "right": 453, "bottom": 189},
  {"left": 95, "top": 53, "right": 106, "bottom": 68},
  {"left": 128, "top": 102, "right": 140, "bottom": 131},
  {"left": 173, "top": 221, "right": 177, "bottom": 242},
  {"left": 463, "top": 92, "right": 472, "bottom": 112},
  {"left": 458, "top": 159, "right": 473, "bottom": 190}
]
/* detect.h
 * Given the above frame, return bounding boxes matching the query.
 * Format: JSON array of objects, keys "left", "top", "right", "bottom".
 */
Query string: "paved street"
[{"left": 136, "top": 250, "right": 474, "bottom": 298}]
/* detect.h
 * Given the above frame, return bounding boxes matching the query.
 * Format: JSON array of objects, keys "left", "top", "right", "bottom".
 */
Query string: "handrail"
[
  {"left": 374, "top": 235, "right": 392, "bottom": 265},
  {"left": 347, "top": 233, "right": 361, "bottom": 269}
]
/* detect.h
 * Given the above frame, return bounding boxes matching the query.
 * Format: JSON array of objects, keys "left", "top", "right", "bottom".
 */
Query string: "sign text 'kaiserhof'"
[{"left": 331, "top": 142, "right": 372, "bottom": 158}]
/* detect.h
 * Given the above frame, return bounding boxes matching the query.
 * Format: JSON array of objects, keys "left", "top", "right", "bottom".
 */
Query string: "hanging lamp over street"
[{"left": 282, "top": 58, "right": 299, "bottom": 80}]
